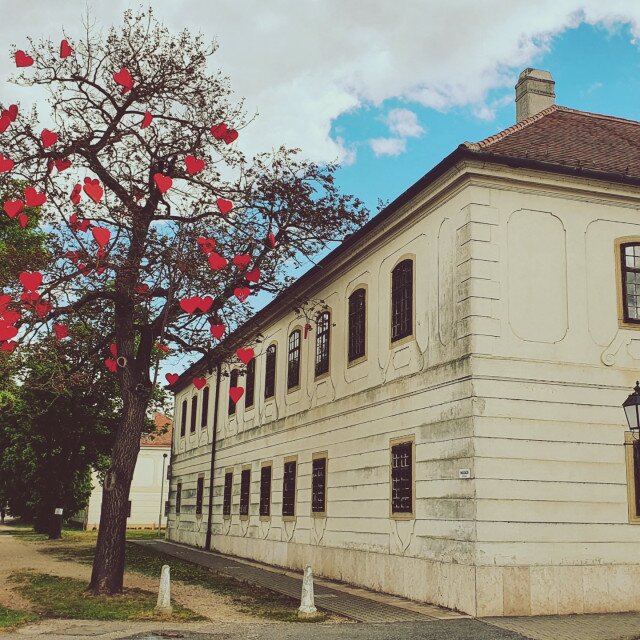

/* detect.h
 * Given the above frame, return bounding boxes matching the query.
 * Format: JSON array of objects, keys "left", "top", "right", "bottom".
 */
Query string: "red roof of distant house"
[{"left": 140, "top": 413, "right": 172, "bottom": 448}]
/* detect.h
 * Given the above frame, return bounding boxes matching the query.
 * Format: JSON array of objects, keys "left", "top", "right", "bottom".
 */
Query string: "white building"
[
  {"left": 79, "top": 414, "right": 171, "bottom": 529},
  {"left": 166, "top": 69, "right": 640, "bottom": 616}
]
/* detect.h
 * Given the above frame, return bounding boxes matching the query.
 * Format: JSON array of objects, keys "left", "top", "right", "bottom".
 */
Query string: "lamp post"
[
  {"left": 623, "top": 381, "right": 640, "bottom": 439},
  {"left": 159, "top": 453, "right": 168, "bottom": 534}
]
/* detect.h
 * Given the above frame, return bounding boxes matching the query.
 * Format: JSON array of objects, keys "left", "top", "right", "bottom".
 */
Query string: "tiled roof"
[
  {"left": 464, "top": 105, "right": 640, "bottom": 180},
  {"left": 140, "top": 413, "right": 172, "bottom": 448}
]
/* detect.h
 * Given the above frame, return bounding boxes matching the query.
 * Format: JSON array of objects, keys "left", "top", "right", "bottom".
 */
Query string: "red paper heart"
[
  {"left": 92, "top": 227, "right": 110, "bottom": 248},
  {"left": 3, "top": 200, "right": 23, "bottom": 219},
  {"left": 15, "top": 50, "right": 34, "bottom": 67},
  {"left": 234, "top": 287, "right": 250, "bottom": 303},
  {"left": 223, "top": 129, "right": 239, "bottom": 144},
  {"left": 165, "top": 373, "right": 179, "bottom": 385},
  {"left": 266, "top": 232, "right": 277, "bottom": 248},
  {"left": 53, "top": 323, "right": 69, "bottom": 340},
  {"left": 24, "top": 186, "right": 46, "bottom": 207},
  {"left": 233, "top": 254, "right": 251, "bottom": 270},
  {"left": 105, "top": 358, "right": 117, "bottom": 373},
  {"left": 41, "top": 129, "right": 58, "bottom": 148},
  {"left": 17, "top": 213, "right": 28, "bottom": 229},
  {"left": 113, "top": 67, "right": 134, "bottom": 93},
  {"left": 96, "top": 267, "right": 106, "bottom": 275},
  {"left": 210, "top": 324, "right": 225, "bottom": 339},
  {"left": 34, "top": 300, "right": 51, "bottom": 318},
  {"left": 54, "top": 158, "right": 72, "bottom": 172},
  {"left": 0, "top": 324, "right": 18, "bottom": 341},
  {"left": 0, "top": 295, "right": 11, "bottom": 310},
  {"left": 0, "top": 154, "right": 14, "bottom": 173},
  {"left": 157, "top": 343, "right": 170, "bottom": 353},
  {"left": 197, "top": 237, "right": 216, "bottom": 254},
  {"left": 198, "top": 296, "right": 214, "bottom": 313},
  {"left": 229, "top": 386, "right": 244, "bottom": 403},
  {"left": 83, "top": 177, "right": 104, "bottom": 203},
  {"left": 210, "top": 123, "right": 228, "bottom": 139},
  {"left": 21, "top": 291, "right": 39, "bottom": 304},
  {"left": 59, "top": 39, "right": 72, "bottom": 58},
  {"left": 6, "top": 105, "right": 17, "bottom": 121},
  {"left": 236, "top": 348, "right": 254, "bottom": 365},
  {"left": 193, "top": 377, "right": 207, "bottom": 390},
  {"left": 180, "top": 297, "right": 201, "bottom": 314},
  {"left": 1, "top": 340, "right": 16, "bottom": 352},
  {"left": 245, "top": 269, "right": 261, "bottom": 283},
  {"left": 134, "top": 283, "right": 149, "bottom": 294},
  {"left": 141, "top": 111, "right": 152, "bottom": 128},
  {"left": 70, "top": 184, "right": 82, "bottom": 205},
  {"left": 109, "top": 343, "right": 117, "bottom": 357},
  {"left": 19, "top": 271, "right": 42, "bottom": 291},
  {"left": 208, "top": 252, "right": 228, "bottom": 271},
  {"left": 153, "top": 173, "right": 172, "bottom": 194},
  {"left": 216, "top": 198, "right": 233, "bottom": 215},
  {"left": 184, "top": 155, "right": 205, "bottom": 175},
  {"left": 0, "top": 115, "right": 10, "bottom": 134},
  {"left": 1, "top": 309, "right": 20, "bottom": 324}
]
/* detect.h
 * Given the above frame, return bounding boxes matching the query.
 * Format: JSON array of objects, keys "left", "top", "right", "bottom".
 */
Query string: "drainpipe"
[{"left": 205, "top": 363, "right": 222, "bottom": 551}]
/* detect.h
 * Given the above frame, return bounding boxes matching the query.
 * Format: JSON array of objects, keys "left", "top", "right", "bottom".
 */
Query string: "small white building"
[
  {"left": 79, "top": 414, "right": 172, "bottom": 529},
  {"left": 166, "top": 69, "right": 640, "bottom": 616}
]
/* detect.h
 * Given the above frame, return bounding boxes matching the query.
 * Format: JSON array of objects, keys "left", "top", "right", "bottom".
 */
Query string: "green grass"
[
  {"left": 10, "top": 572, "right": 203, "bottom": 622},
  {"left": 0, "top": 606, "right": 37, "bottom": 631}
]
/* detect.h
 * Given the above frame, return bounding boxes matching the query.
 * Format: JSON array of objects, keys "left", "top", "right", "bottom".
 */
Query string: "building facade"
[{"left": 167, "top": 69, "right": 640, "bottom": 616}]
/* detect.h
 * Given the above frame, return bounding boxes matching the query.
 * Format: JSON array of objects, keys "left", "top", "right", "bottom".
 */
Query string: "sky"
[{"left": 4, "top": 0, "right": 640, "bottom": 375}]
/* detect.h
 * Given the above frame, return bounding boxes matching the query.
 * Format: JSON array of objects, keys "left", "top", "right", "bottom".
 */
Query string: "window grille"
[
  {"left": 311, "top": 457, "right": 327, "bottom": 514},
  {"left": 180, "top": 400, "right": 187, "bottom": 437},
  {"left": 240, "top": 469, "right": 251, "bottom": 517},
  {"left": 391, "top": 260, "right": 413, "bottom": 342},
  {"left": 288, "top": 330, "right": 301, "bottom": 389},
  {"left": 190, "top": 395, "right": 198, "bottom": 433},
  {"left": 245, "top": 359, "right": 256, "bottom": 407},
  {"left": 264, "top": 345, "right": 277, "bottom": 399},
  {"left": 348, "top": 289, "right": 366, "bottom": 362},
  {"left": 223, "top": 472, "right": 233, "bottom": 516},
  {"left": 391, "top": 442, "right": 413, "bottom": 514},
  {"left": 201, "top": 386, "right": 209, "bottom": 428},
  {"left": 621, "top": 243, "right": 640, "bottom": 323},
  {"left": 259, "top": 466, "right": 272, "bottom": 517},
  {"left": 195, "top": 476, "right": 204, "bottom": 515},
  {"left": 282, "top": 461, "right": 297, "bottom": 517},
  {"left": 315, "top": 312, "right": 331, "bottom": 376},
  {"left": 176, "top": 482, "right": 182, "bottom": 514},
  {"left": 228, "top": 369, "right": 239, "bottom": 415}
]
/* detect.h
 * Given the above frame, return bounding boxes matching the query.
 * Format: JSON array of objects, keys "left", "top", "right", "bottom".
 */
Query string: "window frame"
[
  {"left": 616, "top": 237, "right": 640, "bottom": 329},
  {"left": 195, "top": 475, "right": 205, "bottom": 516},
  {"left": 259, "top": 461, "right": 272, "bottom": 520},
  {"left": 190, "top": 394, "right": 198, "bottom": 433},
  {"left": 264, "top": 343, "right": 277, "bottom": 400},
  {"left": 245, "top": 358, "right": 256, "bottom": 409},
  {"left": 240, "top": 466, "right": 251, "bottom": 520},
  {"left": 389, "top": 436, "right": 415, "bottom": 520},
  {"left": 347, "top": 286, "right": 367, "bottom": 366},
  {"left": 180, "top": 399, "right": 187, "bottom": 438},
  {"left": 315, "top": 311, "right": 331, "bottom": 379},
  {"left": 311, "top": 451, "right": 328, "bottom": 517},
  {"left": 201, "top": 386, "right": 210, "bottom": 428},
  {"left": 390, "top": 256, "right": 415, "bottom": 346},
  {"left": 282, "top": 456, "right": 298, "bottom": 521},
  {"left": 287, "top": 329, "right": 302, "bottom": 391},
  {"left": 223, "top": 470, "right": 233, "bottom": 519},
  {"left": 176, "top": 482, "right": 182, "bottom": 515},
  {"left": 228, "top": 369, "right": 239, "bottom": 415}
]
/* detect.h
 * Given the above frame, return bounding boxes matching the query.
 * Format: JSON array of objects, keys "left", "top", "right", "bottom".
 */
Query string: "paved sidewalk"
[{"left": 133, "top": 539, "right": 463, "bottom": 623}]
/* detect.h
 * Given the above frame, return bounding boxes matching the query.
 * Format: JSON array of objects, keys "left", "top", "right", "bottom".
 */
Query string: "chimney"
[{"left": 515, "top": 68, "right": 555, "bottom": 123}]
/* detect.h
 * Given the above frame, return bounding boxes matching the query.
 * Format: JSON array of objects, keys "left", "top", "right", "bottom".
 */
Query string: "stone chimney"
[{"left": 515, "top": 68, "right": 555, "bottom": 123}]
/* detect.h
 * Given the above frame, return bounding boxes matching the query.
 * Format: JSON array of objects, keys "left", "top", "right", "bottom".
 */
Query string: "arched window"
[
  {"left": 245, "top": 359, "right": 256, "bottom": 408},
  {"left": 315, "top": 312, "right": 331, "bottom": 377},
  {"left": 288, "top": 330, "right": 301, "bottom": 390},
  {"left": 200, "top": 386, "right": 210, "bottom": 428},
  {"left": 180, "top": 399, "right": 187, "bottom": 438},
  {"left": 391, "top": 259, "right": 414, "bottom": 342},
  {"left": 621, "top": 242, "right": 640, "bottom": 323},
  {"left": 348, "top": 288, "right": 366, "bottom": 362},
  {"left": 264, "top": 344, "right": 277, "bottom": 399},
  {"left": 228, "top": 369, "right": 239, "bottom": 415},
  {"left": 190, "top": 395, "right": 198, "bottom": 433}
]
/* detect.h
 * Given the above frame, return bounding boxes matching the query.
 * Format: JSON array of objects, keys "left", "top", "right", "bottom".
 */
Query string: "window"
[
  {"left": 240, "top": 468, "right": 251, "bottom": 518},
  {"left": 264, "top": 345, "right": 277, "bottom": 399},
  {"left": 228, "top": 369, "right": 239, "bottom": 415},
  {"left": 195, "top": 476, "right": 204, "bottom": 515},
  {"left": 288, "top": 330, "right": 301, "bottom": 390},
  {"left": 625, "top": 433, "right": 640, "bottom": 523},
  {"left": 201, "top": 386, "right": 210, "bottom": 428},
  {"left": 621, "top": 243, "right": 640, "bottom": 323},
  {"left": 311, "top": 455, "right": 327, "bottom": 515},
  {"left": 348, "top": 288, "right": 366, "bottom": 362},
  {"left": 127, "top": 500, "right": 132, "bottom": 518},
  {"left": 176, "top": 482, "right": 182, "bottom": 514},
  {"left": 391, "top": 440, "right": 414, "bottom": 515},
  {"left": 245, "top": 359, "right": 256, "bottom": 408},
  {"left": 180, "top": 400, "right": 187, "bottom": 437},
  {"left": 190, "top": 395, "right": 198, "bottom": 433},
  {"left": 391, "top": 259, "right": 414, "bottom": 342},
  {"left": 164, "top": 500, "right": 170, "bottom": 516},
  {"left": 259, "top": 464, "right": 272, "bottom": 517},
  {"left": 315, "top": 312, "right": 331, "bottom": 377},
  {"left": 282, "top": 459, "right": 297, "bottom": 518},
  {"left": 223, "top": 471, "right": 233, "bottom": 517}
]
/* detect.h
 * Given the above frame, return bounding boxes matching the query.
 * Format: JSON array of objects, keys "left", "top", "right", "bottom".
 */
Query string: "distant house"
[{"left": 76, "top": 413, "right": 172, "bottom": 529}]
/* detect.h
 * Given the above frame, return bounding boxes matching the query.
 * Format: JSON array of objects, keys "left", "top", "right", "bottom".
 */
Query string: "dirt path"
[{"left": 0, "top": 523, "right": 259, "bottom": 622}]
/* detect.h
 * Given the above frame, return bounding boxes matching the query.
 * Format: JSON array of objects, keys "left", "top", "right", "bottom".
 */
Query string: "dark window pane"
[
  {"left": 196, "top": 477, "right": 204, "bottom": 515},
  {"left": 127, "top": 500, "right": 132, "bottom": 518},
  {"left": 223, "top": 472, "right": 233, "bottom": 516},
  {"left": 282, "top": 461, "right": 297, "bottom": 517},
  {"left": 176, "top": 482, "right": 182, "bottom": 514},
  {"left": 260, "top": 466, "right": 272, "bottom": 517},
  {"left": 245, "top": 359, "right": 256, "bottom": 407},
  {"left": 201, "top": 387, "right": 209, "bottom": 428},
  {"left": 312, "top": 457, "right": 327, "bottom": 514},
  {"left": 622, "top": 243, "right": 640, "bottom": 324},
  {"left": 228, "top": 369, "right": 239, "bottom": 415},
  {"left": 240, "top": 469, "right": 251, "bottom": 517},
  {"left": 391, "top": 260, "right": 413, "bottom": 342},
  {"left": 315, "top": 312, "right": 331, "bottom": 376},
  {"left": 391, "top": 442, "right": 413, "bottom": 514},
  {"left": 190, "top": 395, "right": 198, "bottom": 433},
  {"left": 288, "top": 330, "right": 301, "bottom": 389},
  {"left": 348, "top": 289, "right": 366, "bottom": 362},
  {"left": 634, "top": 441, "right": 640, "bottom": 517},
  {"left": 180, "top": 400, "right": 187, "bottom": 437},
  {"left": 264, "top": 345, "right": 277, "bottom": 398}
]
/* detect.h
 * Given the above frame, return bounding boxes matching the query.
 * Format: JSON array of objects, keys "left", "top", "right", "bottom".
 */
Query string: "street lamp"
[
  {"left": 623, "top": 381, "right": 640, "bottom": 439},
  {"left": 158, "top": 453, "right": 168, "bottom": 534}
]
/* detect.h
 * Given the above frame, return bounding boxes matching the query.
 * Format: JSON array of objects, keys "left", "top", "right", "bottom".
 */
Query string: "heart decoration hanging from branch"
[
  {"left": 141, "top": 111, "right": 153, "bottom": 128},
  {"left": 193, "top": 377, "right": 207, "bottom": 390},
  {"left": 208, "top": 252, "right": 227, "bottom": 271},
  {"left": 165, "top": 373, "right": 179, "bottom": 385},
  {"left": 59, "top": 39, "right": 72, "bottom": 58},
  {"left": 184, "top": 155, "right": 205, "bottom": 175},
  {"left": 234, "top": 287, "right": 250, "bottom": 303},
  {"left": 83, "top": 178, "right": 104, "bottom": 203},
  {"left": 236, "top": 348, "right": 254, "bottom": 365},
  {"left": 92, "top": 227, "right": 110, "bottom": 248},
  {"left": 153, "top": 172, "right": 172, "bottom": 194},
  {"left": 210, "top": 324, "right": 225, "bottom": 339},
  {"left": 229, "top": 387, "right": 244, "bottom": 403},
  {"left": 15, "top": 50, "right": 34, "bottom": 67},
  {"left": 17, "top": 213, "right": 28, "bottom": 228},
  {"left": 19, "top": 271, "right": 42, "bottom": 292},
  {"left": 24, "top": 186, "right": 46, "bottom": 207},
  {"left": 40, "top": 129, "right": 58, "bottom": 148},
  {"left": 113, "top": 67, "right": 134, "bottom": 93},
  {"left": 216, "top": 198, "right": 233, "bottom": 215},
  {"left": 3, "top": 200, "right": 23, "bottom": 219},
  {"left": 0, "top": 155, "right": 14, "bottom": 173},
  {"left": 53, "top": 323, "right": 69, "bottom": 340}
]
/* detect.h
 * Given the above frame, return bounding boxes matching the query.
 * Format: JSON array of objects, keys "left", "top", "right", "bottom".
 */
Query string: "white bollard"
[
  {"left": 298, "top": 564, "right": 321, "bottom": 619},
  {"left": 155, "top": 564, "right": 173, "bottom": 615}
]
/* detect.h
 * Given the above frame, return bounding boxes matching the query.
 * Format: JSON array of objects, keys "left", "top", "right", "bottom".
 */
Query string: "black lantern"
[{"left": 623, "top": 381, "right": 640, "bottom": 437}]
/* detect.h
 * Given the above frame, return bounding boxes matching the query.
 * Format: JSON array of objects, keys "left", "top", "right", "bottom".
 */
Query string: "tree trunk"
[{"left": 88, "top": 389, "right": 148, "bottom": 594}]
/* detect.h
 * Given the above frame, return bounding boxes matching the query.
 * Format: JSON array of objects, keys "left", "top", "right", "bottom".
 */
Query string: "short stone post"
[
  {"left": 298, "top": 564, "right": 321, "bottom": 619},
  {"left": 155, "top": 564, "right": 173, "bottom": 615}
]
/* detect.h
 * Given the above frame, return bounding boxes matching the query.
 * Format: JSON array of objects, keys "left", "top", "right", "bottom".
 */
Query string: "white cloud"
[
  {"left": 385, "top": 108, "right": 424, "bottom": 138},
  {"left": 2, "top": 1, "right": 640, "bottom": 163},
  {"left": 369, "top": 137, "right": 406, "bottom": 157}
]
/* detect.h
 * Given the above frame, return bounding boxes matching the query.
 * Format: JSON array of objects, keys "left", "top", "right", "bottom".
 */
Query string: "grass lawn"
[
  {"left": 0, "top": 606, "right": 38, "bottom": 631},
  {"left": 9, "top": 572, "right": 203, "bottom": 622}
]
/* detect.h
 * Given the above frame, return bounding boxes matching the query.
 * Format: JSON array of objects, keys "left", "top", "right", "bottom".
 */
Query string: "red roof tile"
[{"left": 140, "top": 413, "right": 172, "bottom": 448}]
